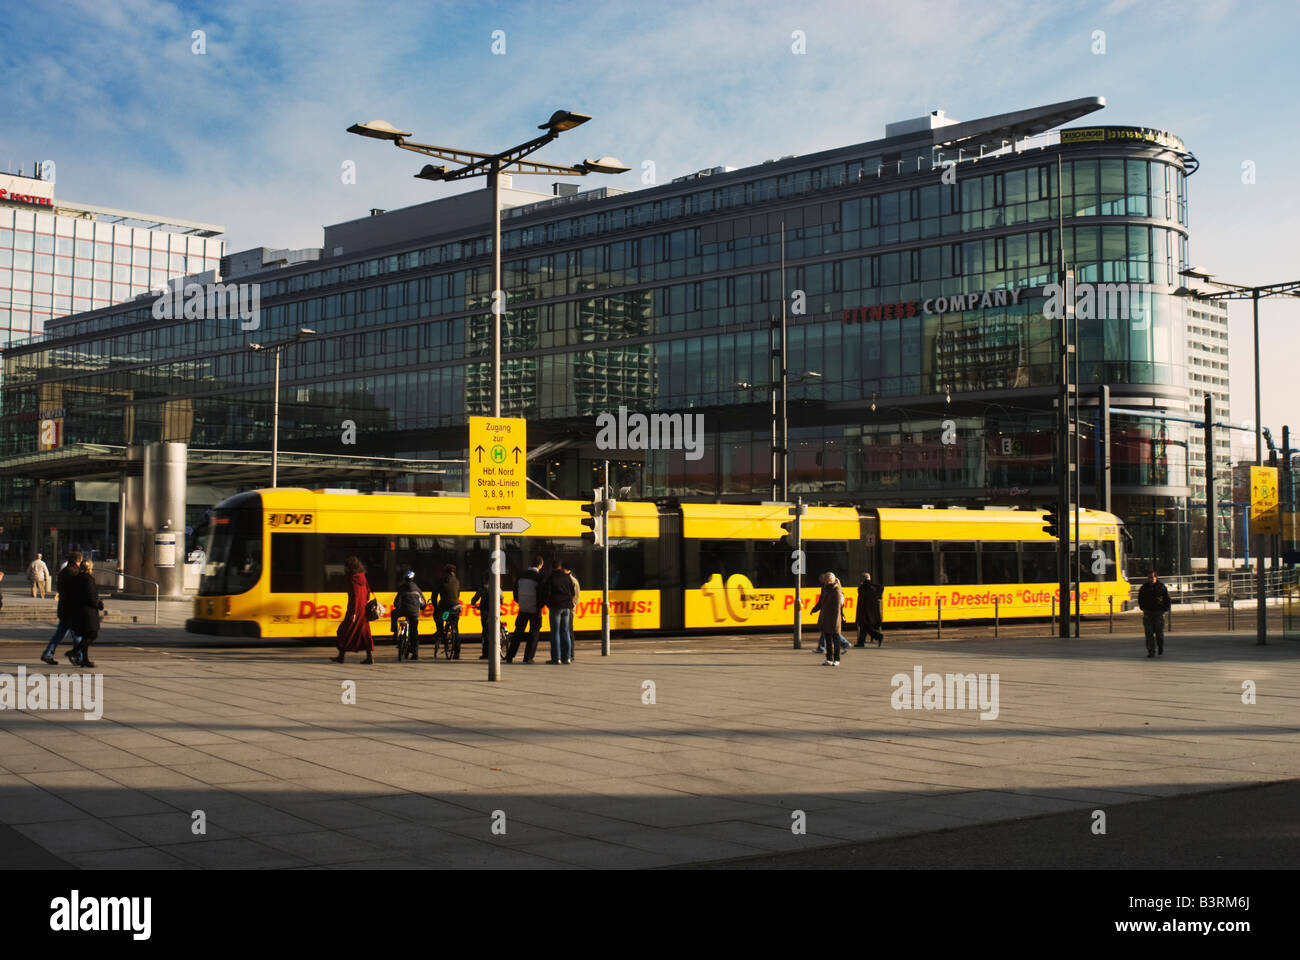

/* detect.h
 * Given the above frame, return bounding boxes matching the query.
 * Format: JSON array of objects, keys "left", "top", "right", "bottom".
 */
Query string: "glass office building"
[
  {"left": 0, "top": 169, "right": 224, "bottom": 349},
  {"left": 0, "top": 97, "right": 1201, "bottom": 574}
]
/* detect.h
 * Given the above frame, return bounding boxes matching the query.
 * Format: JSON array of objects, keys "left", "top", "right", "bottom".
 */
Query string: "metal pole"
[
  {"left": 116, "top": 470, "right": 127, "bottom": 592},
  {"left": 1051, "top": 595, "right": 1056, "bottom": 635},
  {"left": 1056, "top": 154, "right": 1071, "bottom": 640},
  {"left": 271, "top": 345, "right": 281, "bottom": 488},
  {"left": 936, "top": 596, "right": 942, "bottom": 639},
  {"left": 1099, "top": 384, "right": 1112, "bottom": 514},
  {"left": 793, "top": 496, "right": 803, "bottom": 650},
  {"left": 1254, "top": 289, "right": 1266, "bottom": 644},
  {"left": 780, "top": 223, "right": 788, "bottom": 502},
  {"left": 1108, "top": 595, "right": 1113, "bottom": 633},
  {"left": 770, "top": 315, "right": 779, "bottom": 502},
  {"left": 602, "top": 459, "right": 610, "bottom": 657},
  {"left": 490, "top": 159, "right": 503, "bottom": 680},
  {"left": 1073, "top": 313, "right": 1081, "bottom": 639},
  {"left": 994, "top": 596, "right": 999, "bottom": 637},
  {"left": 1205, "top": 394, "right": 1217, "bottom": 599}
]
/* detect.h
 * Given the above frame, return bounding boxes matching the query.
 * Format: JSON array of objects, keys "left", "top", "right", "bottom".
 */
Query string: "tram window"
[
  {"left": 1074, "top": 540, "right": 1117, "bottom": 581},
  {"left": 804, "top": 542, "right": 852, "bottom": 588},
  {"left": 1021, "top": 542, "right": 1058, "bottom": 583},
  {"left": 980, "top": 543, "right": 1020, "bottom": 583},
  {"left": 322, "top": 535, "right": 389, "bottom": 593},
  {"left": 607, "top": 538, "right": 652, "bottom": 589},
  {"left": 699, "top": 539, "right": 755, "bottom": 584},
  {"left": 938, "top": 542, "right": 977, "bottom": 585},
  {"left": 891, "top": 542, "right": 935, "bottom": 586},
  {"left": 752, "top": 541, "right": 789, "bottom": 588},
  {"left": 270, "top": 534, "right": 309, "bottom": 593},
  {"left": 199, "top": 505, "right": 262, "bottom": 596}
]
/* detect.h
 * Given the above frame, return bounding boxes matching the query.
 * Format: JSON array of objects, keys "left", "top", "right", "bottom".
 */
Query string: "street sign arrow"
[
  {"left": 474, "top": 444, "right": 485, "bottom": 463},
  {"left": 474, "top": 517, "right": 532, "bottom": 535}
]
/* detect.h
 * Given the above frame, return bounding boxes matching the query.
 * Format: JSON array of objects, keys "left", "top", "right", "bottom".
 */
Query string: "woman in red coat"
[{"left": 331, "top": 556, "right": 374, "bottom": 664}]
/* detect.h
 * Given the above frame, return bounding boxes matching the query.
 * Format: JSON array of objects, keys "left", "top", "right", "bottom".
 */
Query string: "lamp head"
[
  {"left": 541, "top": 110, "right": 591, "bottom": 132},
  {"left": 577, "top": 156, "right": 631, "bottom": 175},
  {"left": 415, "top": 164, "right": 449, "bottom": 181},
  {"left": 346, "top": 120, "right": 411, "bottom": 142}
]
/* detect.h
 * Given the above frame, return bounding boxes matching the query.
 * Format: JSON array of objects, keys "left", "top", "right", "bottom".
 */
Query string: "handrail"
[{"left": 115, "top": 574, "right": 160, "bottom": 626}]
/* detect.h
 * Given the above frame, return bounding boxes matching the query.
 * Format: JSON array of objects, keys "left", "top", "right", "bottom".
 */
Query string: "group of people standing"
[
  {"left": 810, "top": 571, "right": 885, "bottom": 666},
  {"left": 36, "top": 551, "right": 105, "bottom": 668},
  {"left": 330, "top": 555, "right": 583, "bottom": 666}
]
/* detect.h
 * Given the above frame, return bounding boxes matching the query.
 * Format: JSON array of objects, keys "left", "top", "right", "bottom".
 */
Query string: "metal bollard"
[
  {"left": 1108, "top": 595, "right": 1114, "bottom": 634},
  {"left": 994, "top": 596, "right": 999, "bottom": 638},
  {"left": 936, "top": 596, "right": 942, "bottom": 639}
]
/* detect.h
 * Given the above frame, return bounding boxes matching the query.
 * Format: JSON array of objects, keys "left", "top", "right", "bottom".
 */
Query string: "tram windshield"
[{"left": 198, "top": 496, "right": 263, "bottom": 596}]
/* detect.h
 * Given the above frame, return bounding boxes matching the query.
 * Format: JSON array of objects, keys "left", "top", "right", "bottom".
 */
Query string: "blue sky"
[{"left": 3, "top": 0, "right": 1298, "bottom": 436}]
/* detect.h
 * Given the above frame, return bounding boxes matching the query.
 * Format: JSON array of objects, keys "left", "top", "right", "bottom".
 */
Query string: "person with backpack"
[
  {"left": 436, "top": 563, "right": 463, "bottom": 659},
  {"left": 543, "top": 558, "right": 579, "bottom": 664},
  {"left": 507, "top": 556, "right": 544, "bottom": 664},
  {"left": 391, "top": 570, "right": 427, "bottom": 661},
  {"left": 330, "top": 556, "right": 374, "bottom": 664}
]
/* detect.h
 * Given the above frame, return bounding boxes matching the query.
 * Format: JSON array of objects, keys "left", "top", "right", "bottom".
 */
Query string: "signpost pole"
[
  {"left": 792, "top": 497, "right": 805, "bottom": 650},
  {"left": 489, "top": 160, "right": 503, "bottom": 681},
  {"left": 602, "top": 462, "right": 612, "bottom": 656}
]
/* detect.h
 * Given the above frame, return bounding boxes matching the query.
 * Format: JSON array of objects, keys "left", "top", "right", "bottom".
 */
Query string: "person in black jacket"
[
  {"left": 67, "top": 559, "right": 104, "bottom": 668},
  {"left": 854, "top": 572, "right": 885, "bottom": 647},
  {"left": 390, "top": 570, "right": 427, "bottom": 660},
  {"left": 1137, "top": 571, "right": 1171, "bottom": 657},
  {"left": 42, "top": 552, "right": 85, "bottom": 665}
]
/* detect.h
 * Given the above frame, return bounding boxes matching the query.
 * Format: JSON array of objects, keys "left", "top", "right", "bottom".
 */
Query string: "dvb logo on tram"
[{"left": 268, "top": 513, "right": 313, "bottom": 527}]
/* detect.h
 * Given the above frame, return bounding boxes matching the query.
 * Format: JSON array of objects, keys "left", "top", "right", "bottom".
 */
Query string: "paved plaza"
[{"left": 1, "top": 605, "right": 1298, "bottom": 869}]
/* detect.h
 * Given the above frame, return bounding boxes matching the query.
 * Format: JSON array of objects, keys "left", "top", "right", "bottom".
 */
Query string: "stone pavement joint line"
[{"left": 0, "top": 626, "right": 1297, "bottom": 868}]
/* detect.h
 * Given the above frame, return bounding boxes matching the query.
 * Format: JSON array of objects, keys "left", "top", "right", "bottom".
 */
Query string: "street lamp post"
[
  {"left": 248, "top": 327, "right": 315, "bottom": 488},
  {"left": 1176, "top": 268, "right": 1300, "bottom": 644},
  {"left": 349, "top": 112, "right": 627, "bottom": 681}
]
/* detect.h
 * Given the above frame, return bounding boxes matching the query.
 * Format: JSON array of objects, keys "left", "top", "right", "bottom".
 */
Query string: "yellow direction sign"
[
  {"left": 469, "top": 416, "right": 527, "bottom": 519},
  {"left": 1251, "top": 465, "right": 1279, "bottom": 535}
]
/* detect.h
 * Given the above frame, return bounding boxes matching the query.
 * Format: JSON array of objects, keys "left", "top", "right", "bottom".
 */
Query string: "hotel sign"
[
  {"left": 842, "top": 288, "right": 1026, "bottom": 325},
  {"left": 0, "top": 173, "right": 55, "bottom": 208},
  {"left": 1060, "top": 126, "right": 1185, "bottom": 152}
]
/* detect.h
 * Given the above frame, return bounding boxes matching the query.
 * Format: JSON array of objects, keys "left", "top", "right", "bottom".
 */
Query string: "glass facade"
[
  {"left": 0, "top": 124, "right": 1198, "bottom": 574},
  {"left": 0, "top": 205, "right": 223, "bottom": 348}
]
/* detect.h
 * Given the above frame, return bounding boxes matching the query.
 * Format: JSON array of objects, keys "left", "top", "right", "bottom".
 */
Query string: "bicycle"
[
  {"left": 394, "top": 617, "right": 411, "bottom": 661},
  {"left": 436, "top": 608, "right": 460, "bottom": 660}
]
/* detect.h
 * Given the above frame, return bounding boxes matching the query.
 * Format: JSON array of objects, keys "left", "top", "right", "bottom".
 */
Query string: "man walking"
[
  {"left": 507, "top": 556, "right": 544, "bottom": 664},
  {"left": 27, "top": 553, "right": 51, "bottom": 599},
  {"left": 41, "top": 552, "right": 84, "bottom": 665},
  {"left": 854, "top": 571, "right": 884, "bottom": 647},
  {"left": 1138, "top": 570, "right": 1171, "bottom": 658}
]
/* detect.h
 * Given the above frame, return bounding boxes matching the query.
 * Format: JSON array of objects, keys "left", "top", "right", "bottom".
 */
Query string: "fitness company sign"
[{"left": 842, "top": 288, "right": 1025, "bottom": 325}]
